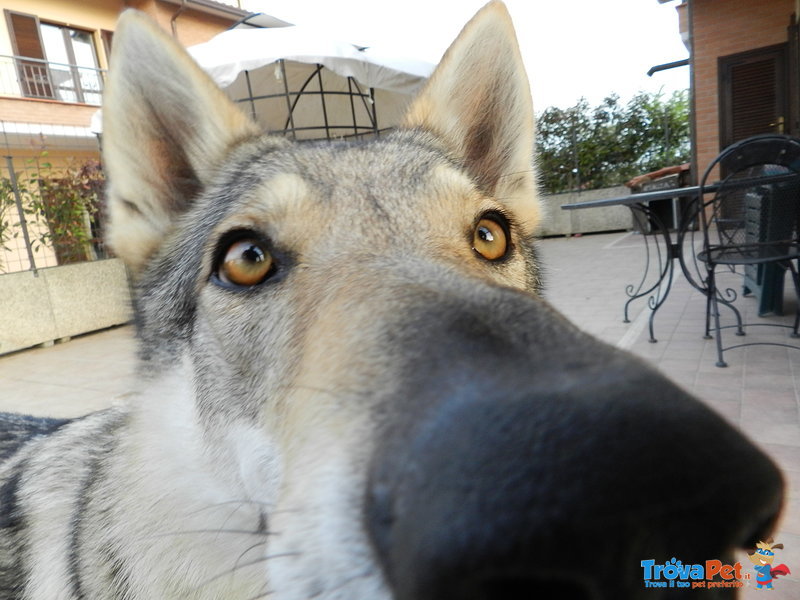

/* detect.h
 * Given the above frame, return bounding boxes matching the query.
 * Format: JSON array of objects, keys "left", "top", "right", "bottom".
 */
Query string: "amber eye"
[
  {"left": 472, "top": 216, "right": 508, "bottom": 260},
  {"left": 218, "top": 238, "right": 274, "bottom": 287}
]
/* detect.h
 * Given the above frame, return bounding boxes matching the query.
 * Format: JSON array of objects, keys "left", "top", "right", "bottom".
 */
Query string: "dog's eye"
[
  {"left": 472, "top": 216, "right": 508, "bottom": 261},
  {"left": 218, "top": 239, "right": 274, "bottom": 287}
]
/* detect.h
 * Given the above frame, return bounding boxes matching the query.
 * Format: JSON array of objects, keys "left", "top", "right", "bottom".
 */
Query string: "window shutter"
[
  {"left": 730, "top": 58, "right": 778, "bottom": 140},
  {"left": 4, "top": 10, "right": 51, "bottom": 98},
  {"left": 6, "top": 11, "right": 45, "bottom": 59}
]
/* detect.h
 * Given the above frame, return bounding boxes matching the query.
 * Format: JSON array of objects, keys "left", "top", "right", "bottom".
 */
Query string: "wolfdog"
[{"left": 0, "top": 2, "right": 784, "bottom": 599}]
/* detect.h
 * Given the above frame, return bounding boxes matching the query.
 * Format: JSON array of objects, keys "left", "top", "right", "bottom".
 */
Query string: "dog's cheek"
[
  {"left": 192, "top": 284, "right": 317, "bottom": 423},
  {"left": 228, "top": 425, "right": 284, "bottom": 507}
]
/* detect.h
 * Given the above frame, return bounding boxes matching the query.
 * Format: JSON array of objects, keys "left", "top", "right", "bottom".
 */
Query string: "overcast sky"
[{"left": 241, "top": 0, "right": 689, "bottom": 111}]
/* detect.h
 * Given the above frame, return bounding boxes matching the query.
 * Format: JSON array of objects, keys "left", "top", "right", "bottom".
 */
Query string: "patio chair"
[{"left": 688, "top": 134, "right": 800, "bottom": 367}]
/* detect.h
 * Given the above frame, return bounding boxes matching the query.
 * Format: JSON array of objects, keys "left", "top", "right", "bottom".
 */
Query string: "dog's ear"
[
  {"left": 403, "top": 1, "right": 538, "bottom": 226},
  {"left": 103, "top": 10, "right": 258, "bottom": 272}
]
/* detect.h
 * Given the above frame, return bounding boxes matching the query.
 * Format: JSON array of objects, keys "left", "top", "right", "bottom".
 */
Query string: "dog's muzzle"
[{"left": 364, "top": 285, "right": 783, "bottom": 600}]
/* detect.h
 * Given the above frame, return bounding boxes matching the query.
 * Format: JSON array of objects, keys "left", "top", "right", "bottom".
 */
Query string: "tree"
[{"left": 536, "top": 89, "right": 690, "bottom": 194}]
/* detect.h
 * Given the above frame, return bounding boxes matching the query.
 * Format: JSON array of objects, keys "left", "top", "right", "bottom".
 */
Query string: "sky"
[{"left": 241, "top": 0, "right": 690, "bottom": 112}]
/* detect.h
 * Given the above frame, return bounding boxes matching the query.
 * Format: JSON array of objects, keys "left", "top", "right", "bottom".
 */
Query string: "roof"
[{"left": 159, "top": 0, "right": 249, "bottom": 20}]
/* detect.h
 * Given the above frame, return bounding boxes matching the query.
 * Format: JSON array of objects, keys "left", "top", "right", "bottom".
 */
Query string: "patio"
[{"left": 0, "top": 229, "right": 798, "bottom": 595}]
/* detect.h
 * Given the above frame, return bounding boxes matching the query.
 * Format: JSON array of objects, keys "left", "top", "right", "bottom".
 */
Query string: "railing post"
[{"left": 4, "top": 156, "right": 38, "bottom": 275}]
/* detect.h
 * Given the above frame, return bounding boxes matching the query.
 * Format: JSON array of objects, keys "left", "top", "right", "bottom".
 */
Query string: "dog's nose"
[{"left": 365, "top": 294, "right": 783, "bottom": 600}]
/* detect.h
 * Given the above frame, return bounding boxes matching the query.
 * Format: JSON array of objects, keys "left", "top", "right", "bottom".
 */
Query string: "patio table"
[{"left": 560, "top": 173, "right": 798, "bottom": 342}]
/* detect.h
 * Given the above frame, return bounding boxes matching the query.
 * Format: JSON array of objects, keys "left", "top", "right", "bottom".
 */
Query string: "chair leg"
[
  {"left": 708, "top": 267, "right": 727, "bottom": 367},
  {"left": 789, "top": 259, "right": 800, "bottom": 338},
  {"left": 727, "top": 298, "right": 745, "bottom": 337},
  {"left": 703, "top": 281, "right": 713, "bottom": 340},
  {"left": 715, "top": 286, "right": 745, "bottom": 336}
]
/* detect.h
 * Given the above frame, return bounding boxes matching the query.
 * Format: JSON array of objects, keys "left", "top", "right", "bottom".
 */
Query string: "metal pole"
[
  {"left": 315, "top": 64, "right": 331, "bottom": 140},
  {"left": 279, "top": 60, "right": 297, "bottom": 140},
  {"left": 370, "top": 88, "right": 378, "bottom": 138},
  {"left": 347, "top": 77, "right": 358, "bottom": 139},
  {"left": 5, "top": 156, "right": 37, "bottom": 274},
  {"left": 244, "top": 70, "right": 257, "bottom": 123}
]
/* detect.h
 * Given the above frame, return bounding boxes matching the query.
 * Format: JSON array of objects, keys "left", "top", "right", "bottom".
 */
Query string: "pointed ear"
[
  {"left": 103, "top": 10, "right": 258, "bottom": 272},
  {"left": 404, "top": 1, "right": 538, "bottom": 227}
]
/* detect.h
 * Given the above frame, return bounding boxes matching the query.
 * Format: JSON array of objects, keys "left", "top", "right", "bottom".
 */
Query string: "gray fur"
[{"left": 0, "top": 4, "right": 784, "bottom": 599}]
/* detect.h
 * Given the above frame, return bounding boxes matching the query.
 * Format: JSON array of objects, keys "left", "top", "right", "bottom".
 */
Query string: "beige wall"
[{"left": 127, "top": 0, "right": 237, "bottom": 46}]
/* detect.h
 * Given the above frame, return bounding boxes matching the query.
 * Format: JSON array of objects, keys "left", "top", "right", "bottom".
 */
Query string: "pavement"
[{"left": 1, "top": 229, "right": 798, "bottom": 596}]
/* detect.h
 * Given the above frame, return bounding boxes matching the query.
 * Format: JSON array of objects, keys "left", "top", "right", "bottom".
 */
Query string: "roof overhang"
[{"left": 158, "top": 0, "right": 249, "bottom": 21}]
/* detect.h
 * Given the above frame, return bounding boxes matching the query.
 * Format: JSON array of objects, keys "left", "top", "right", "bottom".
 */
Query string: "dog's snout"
[{"left": 365, "top": 301, "right": 783, "bottom": 600}]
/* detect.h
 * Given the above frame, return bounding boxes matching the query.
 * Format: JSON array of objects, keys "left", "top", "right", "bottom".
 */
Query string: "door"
[{"left": 718, "top": 44, "right": 788, "bottom": 149}]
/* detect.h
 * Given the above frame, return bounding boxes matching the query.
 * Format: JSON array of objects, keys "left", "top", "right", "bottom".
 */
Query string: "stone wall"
[
  {"left": 539, "top": 185, "right": 633, "bottom": 237},
  {"left": 0, "top": 259, "right": 132, "bottom": 355}
]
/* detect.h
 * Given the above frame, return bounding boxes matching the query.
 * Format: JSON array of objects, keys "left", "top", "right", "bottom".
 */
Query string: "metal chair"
[{"left": 686, "top": 134, "right": 800, "bottom": 367}]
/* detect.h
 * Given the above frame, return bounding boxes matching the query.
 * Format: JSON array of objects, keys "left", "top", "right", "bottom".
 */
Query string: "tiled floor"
[
  {"left": 538, "top": 231, "right": 800, "bottom": 598},
  {"left": 0, "top": 325, "right": 137, "bottom": 418},
  {"left": 0, "top": 229, "right": 798, "bottom": 595}
]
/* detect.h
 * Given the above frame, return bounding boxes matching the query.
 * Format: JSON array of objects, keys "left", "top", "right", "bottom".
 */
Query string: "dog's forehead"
[
  {"left": 210, "top": 131, "right": 486, "bottom": 251},
  {"left": 228, "top": 132, "right": 472, "bottom": 212}
]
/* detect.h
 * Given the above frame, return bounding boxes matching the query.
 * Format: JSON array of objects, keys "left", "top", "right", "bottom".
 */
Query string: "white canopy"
[
  {"left": 189, "top": 26, "right": 433, "bottom": 94},
  {"left": 188, "top": 26, "right": 435, "bottom": 140}
]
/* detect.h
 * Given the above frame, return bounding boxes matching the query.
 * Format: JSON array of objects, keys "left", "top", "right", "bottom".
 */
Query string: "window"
[{"left": 5, "top": 11, "right": 103, "bottom": 105}]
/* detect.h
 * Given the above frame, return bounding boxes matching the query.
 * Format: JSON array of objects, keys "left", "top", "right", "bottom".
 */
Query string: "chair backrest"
[{"left": 698, "top": 134, "right": 800, "bottom": 251}]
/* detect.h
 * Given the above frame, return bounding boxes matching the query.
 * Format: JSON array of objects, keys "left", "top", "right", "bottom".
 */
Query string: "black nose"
[{"left": 365, "top": 293, "right": 783, "bottom": 600}]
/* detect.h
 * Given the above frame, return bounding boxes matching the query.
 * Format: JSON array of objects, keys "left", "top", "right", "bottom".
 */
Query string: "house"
[
  {"left": 664, "top": 0, "right": 800, "bottom": 178},
  {"left": 0, "top": 0, "right": 250, "bottom": 271}
]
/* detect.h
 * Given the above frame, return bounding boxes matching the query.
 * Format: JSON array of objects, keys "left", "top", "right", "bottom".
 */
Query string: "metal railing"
[
  {"left": 0, "top": 54, "right": 106, "bottom": 105},
  {"left": 1, "top": 130, "right": 107, "bottom": 274}
]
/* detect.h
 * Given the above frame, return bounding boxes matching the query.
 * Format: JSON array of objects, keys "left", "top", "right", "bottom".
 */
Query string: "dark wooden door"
[{"left": 718, "top": 44, "right": 788, "bottom": 149}]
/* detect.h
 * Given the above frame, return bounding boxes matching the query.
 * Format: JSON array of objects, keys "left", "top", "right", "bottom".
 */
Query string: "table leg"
[{"left": 623, "top": 203, "right": 676, "bottom": 343}]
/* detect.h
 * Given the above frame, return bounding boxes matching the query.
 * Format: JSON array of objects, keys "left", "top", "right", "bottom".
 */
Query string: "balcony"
[{"left": 0, "top": 54, "right": 105, "bottom": 106}]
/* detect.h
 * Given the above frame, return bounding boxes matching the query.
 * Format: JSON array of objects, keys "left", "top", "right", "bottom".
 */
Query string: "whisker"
[
  {"left": 141, "top": 528, "right": 275, "bottom": 540},
  {"left": 196, "top": 552, "right": 301, "bottom": 589},
  {"left": 245, "top": 587, "right": 274, "bottom": 600},
  {"left": 233, "top": 539, "right": 270, "bottom": 582},
  {"left": 185, "top": 499, "right": 276, "bottom": 518},
  {"left": 215, "top": 502, "right": 253, "bottom": 542}
]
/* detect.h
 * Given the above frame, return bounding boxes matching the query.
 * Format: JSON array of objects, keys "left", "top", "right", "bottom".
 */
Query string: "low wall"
[
  {"left": 539, "top": 185, "right": 633, "bottom": 237},
  {"left": 0, "top": 258, "right": 133, "bottom": 355}
]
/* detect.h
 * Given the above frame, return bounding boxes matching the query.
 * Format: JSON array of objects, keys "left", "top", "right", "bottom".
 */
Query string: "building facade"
[
  {"left": 674, "top": 0, "right": 800, "bottom": 178},
  {"left": 0, "top": 0, "right": 248, "bottom": 272}
]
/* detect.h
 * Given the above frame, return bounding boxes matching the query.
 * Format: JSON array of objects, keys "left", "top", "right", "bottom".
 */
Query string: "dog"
[{"left": 0, "top": 2, "right": 785, "bottom": 598}]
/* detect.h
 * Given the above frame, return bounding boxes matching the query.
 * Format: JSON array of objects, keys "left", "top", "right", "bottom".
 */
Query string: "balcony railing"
[{"left": 0, "top": 55, "right": 106, "bottom": 106}]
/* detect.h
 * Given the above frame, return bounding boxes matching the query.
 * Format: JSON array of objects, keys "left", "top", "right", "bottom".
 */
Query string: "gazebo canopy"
[{"left": 188, "top": 26, "right": 435, "bottom": 140}]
